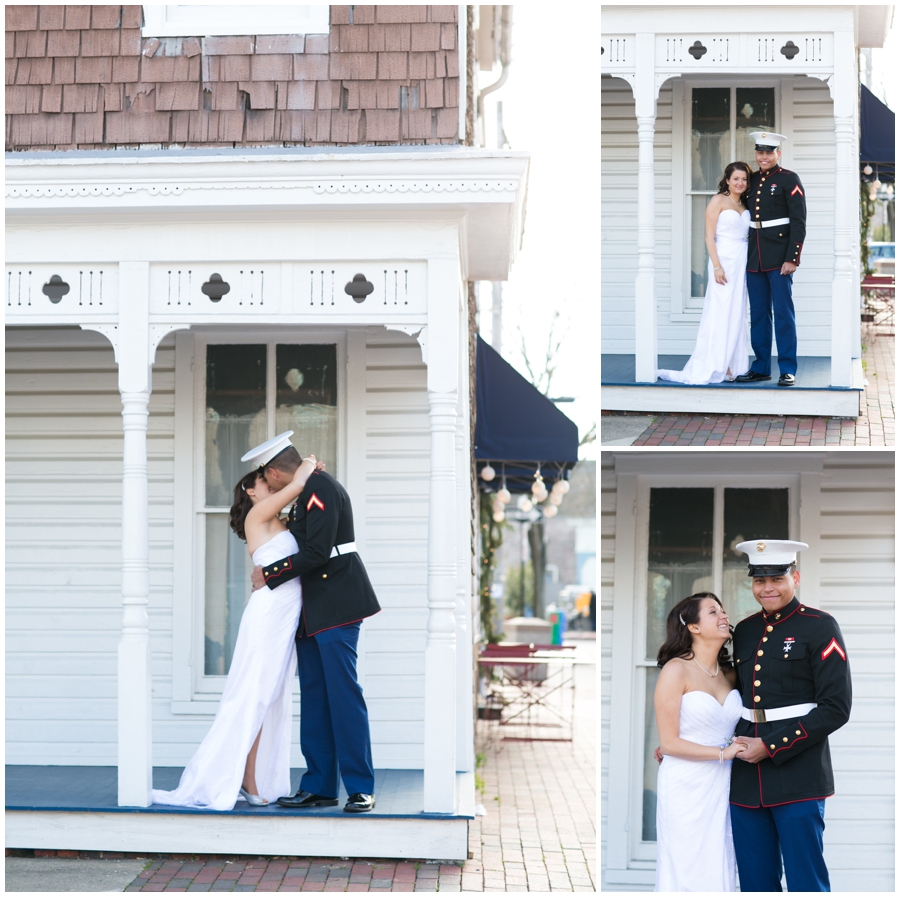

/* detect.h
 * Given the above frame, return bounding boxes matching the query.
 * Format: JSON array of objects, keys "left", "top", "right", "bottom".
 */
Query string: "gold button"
[
  {"left": 754, "top": 680, "right": 761, "bottom": 686},
  {"left": 767, "top": 626, "right": 774, "bottom": 632},
  {"left": 770, "top": 744, "right": 776, "bottom": 750},
  {"left": 322, "top": 574, "right": 328, "bottom": 579},
  {"left": 754, "top": 695, "right": 761, "bottom": 703},
  {"left": 783, "top": 737, "right": 789, "bottom": 742},
  {"left": 800, "top": 607, "right": 805, "bottom": 612},
  {"left": 755, "top": 664, "right": 761, "bottom": 671},
  {"left": 776, "top": 613, "right": 781, "bottom": 619},
  {"left": 762, "top": 637, "right": 768, "bottom": 642},
  {"left": 758, "top": 650, "right": 764, "bottom": 656},
  {"left": 796, "top": 730, "right": 801, "bottom": 735},
  {"left": 784, "top": 654, "right": 789, "bottom": 658}
]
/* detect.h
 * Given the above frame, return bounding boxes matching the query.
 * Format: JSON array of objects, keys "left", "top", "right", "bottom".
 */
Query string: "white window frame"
[
  {"left": 605, "top": 453, "right": 824, "bottom": 883},
  {"left": 669, "top": 77, "right": 785, "bottom": 321},
  {"left": 171, "top": 328, "right": 349, "bottom": 711},
  {"left": 142, "top": 5, "right": 331, "bottom": 38}
]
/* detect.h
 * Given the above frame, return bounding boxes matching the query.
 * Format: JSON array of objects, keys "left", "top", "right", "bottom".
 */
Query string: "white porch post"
[
  {"left": 633, "top": 32, "right": 658, "bottom": 383},
  {"left": 830, "top": 33, "right": 856, "bottom": 388},
  {"left": 117, "top": 261, "right": 153, "bottom": 807},
  {"left": 423, "top": 259, "right": 459, "bottom": 813}
]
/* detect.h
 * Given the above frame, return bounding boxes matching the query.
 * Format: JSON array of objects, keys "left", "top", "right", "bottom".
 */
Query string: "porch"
[
  {"left": 6, "top": 767, "right": 473, "bottom": 860},
  {"left": 601, "top": 354, "right": 864, "bottom": 416}
]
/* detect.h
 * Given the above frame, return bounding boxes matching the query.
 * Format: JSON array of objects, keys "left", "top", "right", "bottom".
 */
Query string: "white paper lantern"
[
  {"left": 492, "top": 498, "right": 505, "bottom": 514},
  {"left": 480, "top": 464, "right": 496, "bottom": 482},
  {"left": 548, "top": 492, "right": 563, "bottom": 506},
  {"left": 555, "top": 479, "right": 570, "bottom": 494},
  {"left": 497, "top": 487, "right": 511, "bottom": 504},
  {"left": 531, "top": 477, "right": 545, "bottom": 497},
  {"left": 518, "top": 495, "right": 533, "bottom": 512},
  {"left": 492, "top": 510, "right": 505, "bottom": 523},
  {"left": 543, "top": 504, "right": 558, "bottom": 518},
  {"left": 534, "top": 486, "right": 548, "bottom": 502}
]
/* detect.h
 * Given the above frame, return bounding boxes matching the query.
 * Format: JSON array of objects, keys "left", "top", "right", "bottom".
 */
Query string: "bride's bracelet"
[
  {"left": 719, "top": 748, "right": 724, "bottom": 764},
  {"left": 713, "top": 266, "right": 724, "bottom": 272}
]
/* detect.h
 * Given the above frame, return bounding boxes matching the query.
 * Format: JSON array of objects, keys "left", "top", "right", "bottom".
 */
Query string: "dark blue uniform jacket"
[{"left": 746, "top": 166, "right": 807, "bottom": 272}]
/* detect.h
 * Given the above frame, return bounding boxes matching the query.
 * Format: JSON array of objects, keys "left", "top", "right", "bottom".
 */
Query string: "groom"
[
  {"left": 729, "top": 540, "right": 852, "bottom": 891},
  {"left": 245, "top": 432, "right": 381, "bottom": 813},
  {"left": 735, "top": 132, "right": 807, "bottom": 387}
]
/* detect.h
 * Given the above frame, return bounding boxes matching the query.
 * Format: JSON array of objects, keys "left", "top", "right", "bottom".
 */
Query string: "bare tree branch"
[{"left": 579, "top": 422, "right": 596, "bottom": 447}]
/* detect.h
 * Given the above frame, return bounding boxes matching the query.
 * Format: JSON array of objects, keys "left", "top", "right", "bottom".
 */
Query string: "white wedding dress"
[
  {"left": 655, "top": 689, "right": 742, "bottom": 892},
  {"left": 152, "top": 529, "right": 302, "bottom": 811},
  {"left": 658, "top": 208, "right": 751, "bottom": 384}
]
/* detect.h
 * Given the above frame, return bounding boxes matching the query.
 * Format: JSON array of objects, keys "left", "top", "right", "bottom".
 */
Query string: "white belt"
[
  {"left": 740, "top": 702, "right": 816, "bottom": 724},
  {"left": 749, "top": 218, "right": 790, "bottom": 229},
  {"left": 330, "top": 541, "right": 356, "bottom": 558}
]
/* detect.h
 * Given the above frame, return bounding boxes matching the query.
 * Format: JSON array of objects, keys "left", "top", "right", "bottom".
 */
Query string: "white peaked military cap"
[
  {"left": 735, "top": 539, "right": 809, "bottom": 577},
  {"left": 749, "top": 131, "right": 787, "bottom": 150},
  {"left": 241, "top": 431, "right": 295, "bottom": 469}
]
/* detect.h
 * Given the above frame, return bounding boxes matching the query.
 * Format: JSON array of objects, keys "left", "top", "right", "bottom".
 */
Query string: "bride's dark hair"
[
  {"left": 716, "top": 161, "right": 752, "bottom": 204},
  {"left": 657, "top": 592, "right": 734, "bottom": 670},
  {"left": 229, "top": 470, "right": 263, "bottom": 541}
]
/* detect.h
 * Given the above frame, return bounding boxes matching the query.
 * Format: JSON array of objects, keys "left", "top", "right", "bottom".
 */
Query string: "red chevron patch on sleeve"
[
  {"left": 306, "top": 493, "right": 325, "bottom": 512},
  {"left": 791, "top": 185, "right": 804, "bottom": 197},
  {"left": 821, "top": 638, "right": 846, "bottom": 661}
]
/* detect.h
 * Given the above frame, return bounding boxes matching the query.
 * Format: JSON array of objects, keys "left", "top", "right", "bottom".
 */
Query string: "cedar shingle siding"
[{"left": 5, "top": 5, "right": 461, "bottom": 149}]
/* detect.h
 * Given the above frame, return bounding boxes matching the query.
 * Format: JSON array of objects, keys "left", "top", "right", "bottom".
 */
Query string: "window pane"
[
  {"left": 275, "top": 344, "right": 338, "bottom": 473},
  {"left": 205, "top": 345, "right": 267, "bottom": 507},
  {"left": 691, "top": 195, "right": 712, "bottom": 299},
  {"left": 722, "top": 488, "right": 790, "bottom": 623},
  {"left": 691, "top": 88, "right": 730, "bottom": 191},
  {"left": 204, "top": 514, "right": 253, "bottom": 675},
  {"left": 642, "top": 666, "right": 661, "bottom": 841},
  {"left": 735, "top": 88, "right": 776, "bottom": 163},
  {"left": 646, "top": 488, "right": 715, "bottom": 658}
]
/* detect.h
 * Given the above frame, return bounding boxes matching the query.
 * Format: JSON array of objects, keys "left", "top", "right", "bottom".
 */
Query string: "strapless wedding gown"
[
  {"left": 655, "top": 689, "right": 742, "bottom": 892},
  {"left": 152, "top": 529, "right": 302, "bottom": 810},
  {"left": 658, "top": 209, "right": 751, "bottom": 384}
]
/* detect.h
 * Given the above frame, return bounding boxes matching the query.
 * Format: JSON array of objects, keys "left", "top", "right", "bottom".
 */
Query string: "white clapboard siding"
[
  {"left": 600, "top": 451, "right": 894, "bottom": 892},
  {"left": 362, "top": 328, "right": 430, "bottom": 766},
  {"left": 602, "top": 75, "right": 836, "bottom": 357},
  {"left": 6, "top": 326, "right": 176, "bottom": 765}
]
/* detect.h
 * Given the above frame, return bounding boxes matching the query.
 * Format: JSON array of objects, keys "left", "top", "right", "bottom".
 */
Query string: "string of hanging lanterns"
[{"left": 480, "top": 461, "right": 569, "bottom": 522}]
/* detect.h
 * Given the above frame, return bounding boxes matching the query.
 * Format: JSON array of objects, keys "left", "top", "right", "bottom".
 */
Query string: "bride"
[
  {"left": 658, "top": 162, "right": 752, "bottom": 384},
  {"left": 654, "top": 592, "right": 746, "bottom": 892},
  {"left": 152, "top": 455, "right": 319, "bottom": 810}
]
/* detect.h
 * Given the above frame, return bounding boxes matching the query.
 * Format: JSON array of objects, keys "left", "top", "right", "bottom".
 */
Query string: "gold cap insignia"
[{"left": 756, "top": 542, "right": 767, "bottom": 552}]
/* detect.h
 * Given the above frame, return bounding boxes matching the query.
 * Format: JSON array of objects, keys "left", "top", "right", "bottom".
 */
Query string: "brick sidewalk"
[
  {"left": 10, "top": 641, "right": 596, "bottom": 892},
  {"left": 618, "top": 329, "right": 894, "bottom": 446}
]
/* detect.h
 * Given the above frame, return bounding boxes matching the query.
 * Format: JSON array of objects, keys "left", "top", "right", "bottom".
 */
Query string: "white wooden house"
[
  {"left": 601, "top": 4, "right": 894, "bottom": 416},
  {"left": 600, "top": 450, "right": 895, "bottom": 891},
  {"left": 5, "top": 4, "right": 530, "bottom": 861}
]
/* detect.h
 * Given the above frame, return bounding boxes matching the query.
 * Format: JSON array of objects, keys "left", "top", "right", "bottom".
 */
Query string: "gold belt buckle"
[{"left": 753, "top": 708, "right": 767, "bottom": 724}]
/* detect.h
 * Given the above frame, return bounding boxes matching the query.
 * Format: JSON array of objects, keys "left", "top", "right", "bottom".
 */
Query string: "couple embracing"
[
  {"left": 659, "top": 132, "right": 806, "bottom": 387},
  {"left": 653, "top": 541, "right": 852, "bottom": 892},
  {"left": 153, "top": 432, "right": 380, "bottom": 813}
]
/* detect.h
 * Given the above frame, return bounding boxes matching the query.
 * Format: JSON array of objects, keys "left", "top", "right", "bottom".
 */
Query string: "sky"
[{"left": 474, "top": 6, "right": 600, "bottom": 462}]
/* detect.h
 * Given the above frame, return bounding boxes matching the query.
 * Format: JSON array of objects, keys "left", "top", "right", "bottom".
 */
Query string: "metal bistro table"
[{"left": 476, "top": 643, "right": 592, "bottom": 745}]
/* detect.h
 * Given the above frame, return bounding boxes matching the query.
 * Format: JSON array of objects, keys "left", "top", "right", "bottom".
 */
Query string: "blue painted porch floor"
[
  {"left": 602, "top": 355, "right": 858, "bottom": 390},
  {"left": 6, "top": 766, "right": 471, "bottom": 820}
]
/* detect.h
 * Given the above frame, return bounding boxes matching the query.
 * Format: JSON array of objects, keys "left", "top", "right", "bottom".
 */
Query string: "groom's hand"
[
  {"left": 733, "top": 736, "right": 768, "bottom": 763},
  {"left": 780, "top": 262, "right": 798, "bottom": 276},
  {"left": 251, "top": 565, "right": 266, "bottom": 591}
]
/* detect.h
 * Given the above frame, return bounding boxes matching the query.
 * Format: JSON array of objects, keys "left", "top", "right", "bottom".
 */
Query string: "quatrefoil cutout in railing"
[
  {"left": 202, "top": 273, "right": 231, "bottom": 302},
  {"left": 780, "top": 41, "right": 800, "bottom": 59},
  {"left": 345, "top": 273, "right": 374, "bottom": 303},
  {"left": 688, "top": 41, "right": 708, "bottom": 60},
  {"left": 42, "top": 274, "right": 70, "bottom": 304}
]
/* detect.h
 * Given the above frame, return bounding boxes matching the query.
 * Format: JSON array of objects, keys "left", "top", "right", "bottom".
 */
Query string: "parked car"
[{"left": 868, "top": 242, "right": 895, "bottom": 277}]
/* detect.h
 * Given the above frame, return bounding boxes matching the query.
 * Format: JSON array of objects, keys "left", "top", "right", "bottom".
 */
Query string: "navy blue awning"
[
  {"left": 860, "top": 83, "right": 895, "bottom": 182},
  {"left": 474, "top": 335, "right": 579, "bottom": 491}
]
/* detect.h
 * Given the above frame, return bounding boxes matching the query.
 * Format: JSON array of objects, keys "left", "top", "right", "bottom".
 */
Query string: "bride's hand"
[
  {"left": 294, "top": 455, "right": 316, "bottom": 480},
  {"left": 714, "top": 268, "right": 728, "bottom": 285},
  {"left": 724, "top": 741, "right": 747, "bottom": 761}
]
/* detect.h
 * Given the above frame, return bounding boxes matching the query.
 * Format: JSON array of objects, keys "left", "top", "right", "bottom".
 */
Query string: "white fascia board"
[{"left": 6, "top": 148, "right": 529, "bottom": 281}]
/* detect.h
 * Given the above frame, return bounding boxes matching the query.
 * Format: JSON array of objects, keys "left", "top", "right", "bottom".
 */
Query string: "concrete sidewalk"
[
  {"left": 602, "top": 327, "right": 894, "bottom": 447},
  {"left": 5, "top": 640, "right": 596, "bottom": 893}
]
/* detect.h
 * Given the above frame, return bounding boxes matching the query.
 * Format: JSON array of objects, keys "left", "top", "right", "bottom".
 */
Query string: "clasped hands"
[{"left": 653, "top": 736, "right": 769, "bottom": 764}]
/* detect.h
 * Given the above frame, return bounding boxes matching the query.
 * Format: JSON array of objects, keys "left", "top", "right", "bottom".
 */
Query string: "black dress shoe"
[
  {"left": 276, "top": 789, "right": 339, "bottom": 809},
  {"left": 778, "top": 373, "right": 796, "bottom": 387},
  {"left": 344, "top": 792, "right": 376, "bottom": 813},
  {"left": 734, "top": 371, "right": 772, "bottom": 383}
]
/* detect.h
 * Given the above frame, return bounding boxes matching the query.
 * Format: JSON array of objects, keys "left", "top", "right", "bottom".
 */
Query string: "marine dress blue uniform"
[
  {"left": 261, "top": 468, "right": 381, "bottom": 801},
  {"left": 744, "top": 134, "right": 807, "bottom": 383},
  {"left": 730, "top": 541, "right": 852, "bottom": 891}
]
